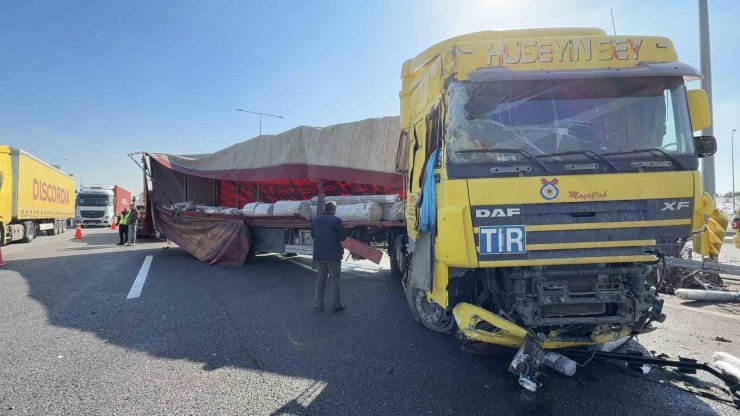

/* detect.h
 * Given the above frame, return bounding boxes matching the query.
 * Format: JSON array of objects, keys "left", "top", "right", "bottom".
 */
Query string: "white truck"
[{"left": 75, "top": 186, "right": 128, "bottom": 227}]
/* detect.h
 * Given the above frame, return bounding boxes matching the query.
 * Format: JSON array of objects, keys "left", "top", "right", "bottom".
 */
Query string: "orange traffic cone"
[
  {"left": 111, "top": 218, "right": 117, "bottom": 230},
  {"left": 74, "top": 221, "right": 83, "bottom": 240}
]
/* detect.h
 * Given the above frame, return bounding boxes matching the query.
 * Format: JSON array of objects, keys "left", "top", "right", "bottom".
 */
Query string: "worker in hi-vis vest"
[{"left": 117, "top": 208, "right": 129, "bottom": 246}]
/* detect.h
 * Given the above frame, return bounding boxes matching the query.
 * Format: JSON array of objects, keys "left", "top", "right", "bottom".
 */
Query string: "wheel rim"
[{"left": 414, "top": 290, "right": 454, "bottom": 331}]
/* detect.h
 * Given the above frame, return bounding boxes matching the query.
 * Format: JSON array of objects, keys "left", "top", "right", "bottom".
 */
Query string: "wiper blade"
[
  {"left": 456, "top": 148, "right": 550, "bottom": 173},
  {"left": 535, "top": 150, "right": 619, "bottom": 172},
  {"left": 601, "top": 147, "right": 683, "bottom": 170}
]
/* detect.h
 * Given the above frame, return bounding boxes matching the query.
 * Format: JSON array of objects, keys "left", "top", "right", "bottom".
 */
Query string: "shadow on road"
[{"left": 3, "top": 242, "right": 726, "bottom": 415}]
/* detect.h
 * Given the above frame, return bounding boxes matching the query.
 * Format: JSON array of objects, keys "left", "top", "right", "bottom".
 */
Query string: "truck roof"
[
  {"left": 402, "top": 27, "right": 605, "bottom": 75},
  {"left": 399, "top": 27, "right": 698, "bottom": 129},
  {"left": 79, "top": 187, "right": 113, "bottom": 195},
  {"left": 0, "top": 146, "right": 75, "bottom": 179}
]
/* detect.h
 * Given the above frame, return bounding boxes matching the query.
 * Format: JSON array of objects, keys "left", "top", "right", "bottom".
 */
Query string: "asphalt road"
[{"left": 1, "top": 228, "right": 739, "bottom": 415}]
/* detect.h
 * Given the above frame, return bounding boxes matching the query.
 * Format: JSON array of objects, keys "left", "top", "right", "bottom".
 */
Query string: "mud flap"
[
  {"left": 341, "top": 237, "right": 383, "bottom": 264},
  {"left": 408, "top": 231, "right": 433, "bottom": 291}
]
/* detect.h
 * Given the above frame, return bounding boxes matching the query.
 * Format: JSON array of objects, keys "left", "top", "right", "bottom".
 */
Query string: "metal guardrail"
[{"left": 665, "top": 257, "right": 740, "bottom": 278}]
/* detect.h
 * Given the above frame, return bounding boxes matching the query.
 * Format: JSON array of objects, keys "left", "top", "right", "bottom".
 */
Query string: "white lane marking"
[
  {"left": 127, "top": 255, "right": 153, "bottom": 299},
  {"left": 281, "top": 256, "right": 315, "bottom": 271}
]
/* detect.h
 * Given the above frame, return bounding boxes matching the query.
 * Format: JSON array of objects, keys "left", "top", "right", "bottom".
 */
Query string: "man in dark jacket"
[
  {"left": 127, "top": 206, "right": 139, "bottom": 246},
  {"left": 311, "top": 201, "right": 346, "bottom": 312}
]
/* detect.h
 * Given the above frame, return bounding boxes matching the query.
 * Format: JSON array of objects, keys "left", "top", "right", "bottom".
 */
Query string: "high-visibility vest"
[{"left": 119, "top": 213, "right": 129, "bottom": 226}]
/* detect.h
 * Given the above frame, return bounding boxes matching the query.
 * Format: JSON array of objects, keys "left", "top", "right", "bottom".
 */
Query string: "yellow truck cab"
[{"left": 396, "top": 28, "right": 723, "bottom": 384}]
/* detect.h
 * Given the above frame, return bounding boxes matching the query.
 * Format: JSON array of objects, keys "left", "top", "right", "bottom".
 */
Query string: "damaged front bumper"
[{"left": 452, "top": 302, "right": 631, "bottom": 349}]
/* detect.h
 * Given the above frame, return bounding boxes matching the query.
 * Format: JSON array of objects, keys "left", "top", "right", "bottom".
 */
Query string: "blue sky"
[{"left": 1, "top": 0, "right": 738, "bottom": 197}]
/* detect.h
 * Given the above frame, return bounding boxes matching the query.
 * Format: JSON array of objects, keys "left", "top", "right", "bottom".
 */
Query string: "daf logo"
[
  {"left": 475, "top": 208, "right": 521, "bottom": 218},
  {"left": 661, "top": 201, "right": 690, "bottom": 211}
]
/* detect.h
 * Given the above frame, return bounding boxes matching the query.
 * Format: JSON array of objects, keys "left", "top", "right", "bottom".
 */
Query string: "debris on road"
[
  {"left": 675, "top": 288, "right": 740, "bottom": 302},
  {"left": 714, "top": 351, "right": 740, "bottom": 366},
  {"left": 713, "top": 352, "right": 740, "bottom": 383}
]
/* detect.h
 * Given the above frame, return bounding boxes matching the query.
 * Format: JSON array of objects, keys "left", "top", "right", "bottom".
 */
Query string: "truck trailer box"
[
  {"left": 0, "top": 146, "right": 76, "bottom": 244},
  {"left": 112, "top": 185, "right": 131, "bottom": 214}
]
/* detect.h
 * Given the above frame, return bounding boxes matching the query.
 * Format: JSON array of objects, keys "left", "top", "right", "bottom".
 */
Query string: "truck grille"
[
  {"left": 472, "top": 198, "right": 693, "bottom": 262},
  {"left": 80, "top": 210, "right": 105, "bottom": 218},
  {"left": 541, "top": 303, "right": 606, "bottom": 317}
]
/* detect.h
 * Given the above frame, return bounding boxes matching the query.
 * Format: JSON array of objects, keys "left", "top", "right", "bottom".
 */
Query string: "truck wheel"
[
  {"left": 0, "top": 225, "right": 5, "bottom": 246},
  {"left": 390, "top": 248, "right": 401, "bottom": 277},
  {"left": 48, "top": 221, "right": 58, "bottom": 236},
  {"left": 20, "top": 221, "right": 35, "bottom": 243},
  {"left": 405, "top": 285, "right": 455, "bottom": 333},
  {"left": 389, "top": 236, "right": 401, "bottom": 277}
]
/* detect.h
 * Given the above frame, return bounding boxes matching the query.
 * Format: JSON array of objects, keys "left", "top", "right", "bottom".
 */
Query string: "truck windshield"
[
  {"left": 77, "top": 195, "right": 110, "bottom": 206},
  {"left": 446, "top": 76, "right": 694, "bottom": 165}
]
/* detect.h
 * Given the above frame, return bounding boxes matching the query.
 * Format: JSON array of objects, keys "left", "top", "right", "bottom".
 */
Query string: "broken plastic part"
[
  {"left": 518, "top": 375, "right": 538, "bottom": 393},
  {"left": 509, "top": 340, "right": 546, "bottom": 391},
  {"left": 544, "top": 352, "right": 577, "bottom": 376}
]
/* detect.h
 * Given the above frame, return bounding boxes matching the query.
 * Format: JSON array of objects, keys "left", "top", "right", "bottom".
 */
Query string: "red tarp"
[
  {"left": 217, "top": 179, "right": 402, "bottom": 207},
  {"left": 152, "top": 206, "right": 250, "bottom": 266}
]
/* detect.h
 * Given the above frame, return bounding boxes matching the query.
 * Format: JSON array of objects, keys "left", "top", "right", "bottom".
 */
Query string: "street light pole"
[
  {"left": 733, "top": 128, "right": 737, "bottom": 214},
  {"left": 699, "top": 0, "right": 716, "bottom": 196},
  {"left": 50, "top": 157, "right": 68, "bottom": 168},
  {"left": 236, "top": 109, "right": 284, "bottom": 136}
]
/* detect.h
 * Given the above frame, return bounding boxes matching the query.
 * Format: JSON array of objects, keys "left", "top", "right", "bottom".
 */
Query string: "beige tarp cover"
[{"left": 150, "top": 116, "right": 402, "bottom": 187}]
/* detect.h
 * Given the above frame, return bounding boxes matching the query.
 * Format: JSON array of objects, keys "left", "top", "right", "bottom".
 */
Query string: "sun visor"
[{"left": 468, "top": 62, "right": 702, "bottom": 83}]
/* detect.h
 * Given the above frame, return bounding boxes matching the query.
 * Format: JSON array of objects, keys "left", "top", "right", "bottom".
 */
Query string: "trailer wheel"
[
  {"left": 389, "top": 234, "right": 407, "bottom": 278},
  {"left": 48, "top": 221, "right": 58, "bottom": 236},
  {"left": 0, "top": 224, "right": 5, "bottom": 246},
  {"left": 389, "top": 236, "right": 401, "bottom": 277},
  {"left": 20, "top": 221, "right": 35, "bottom": 243}
]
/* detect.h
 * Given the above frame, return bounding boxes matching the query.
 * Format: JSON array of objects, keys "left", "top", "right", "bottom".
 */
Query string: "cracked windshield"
[{"left": 447, "top": 76, "right": 694, "bottom": 164}]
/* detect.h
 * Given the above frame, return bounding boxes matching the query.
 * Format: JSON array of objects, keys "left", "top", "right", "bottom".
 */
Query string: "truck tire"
[
  {"left": 389, "top": 234, "right": 407, "bottom": 278},
  {"left": 405, "top": 284, "right": 456, "bottom": 333},
  {"left": 20, "top": 221, "right": 35, "bottom": 243},
  {"left": 48, "top": 221, "right": 58, "bottom": 236}
]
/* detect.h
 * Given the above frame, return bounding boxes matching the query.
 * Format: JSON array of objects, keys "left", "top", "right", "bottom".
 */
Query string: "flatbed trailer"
[
  {"left": 136, "top": 116, "right": 406, "bottom": 266},
  {"left": 249, "top": 218, "right": 403, "bottom": 261},
  {"left": 168, "top": 208, "right": 404, "bottom": 265}
]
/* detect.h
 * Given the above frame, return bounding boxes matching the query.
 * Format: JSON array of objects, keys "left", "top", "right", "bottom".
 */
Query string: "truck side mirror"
[
  {"left": 694, "top": 135, "right": 717, "bottom": 158},
  {"left": 687, "top": 89, "right": 711, "bottom": 132}
]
